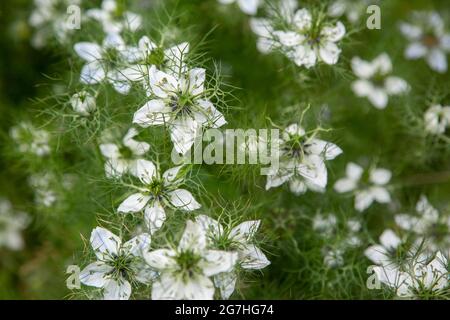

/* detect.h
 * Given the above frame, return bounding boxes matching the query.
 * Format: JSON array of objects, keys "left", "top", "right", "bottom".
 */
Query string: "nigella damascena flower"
[
  {"left": 400, "top": 11, "right": 450, "bottom": 73},
  {"left": 70, "top": 90, "right": 96, "bottom": 116},
  {"left": 10, "top": 122, "right": 51, "bottom": 157},
  {"left": 144, "top": 220, "right": 238, "bottom": 300},
  {"left": 132, "top": 66, "right": 226, "bottom": 154},
  {"left": 423, "top": 104, "right": 450, "bottom": 135},
  {"left": 334, "top": 162, "right": 392, "bottom": 212},
  {"left": 351, "top": 53, "right": 409, "bottom": 109},
  {"left": 86, "top": 0, "right": 142, "bottom": 35},
  {"left": 218, "top": 0, "right": 261, "bottom": 15},
  {"left": 251, "top": 4, "right": 346, "bottom": 68},
  {"left": 395, "top": 195, "right": 450, "bottom": 254},
  {"left": 79, "top": 227, "right": 155, "bottom": 300},
  {"left": 117, "top": 159, "right": 201, "bottom": 234},
  {"left": 266, "top": 123, "right": 342, "bottom": 195},
  {"left": 195, "top": 215, "right": 270, "bottom": 299},
  {"left": 0, "top": 198, "right": 29, "bottom": 251},
  {"left": 99, "top": 128, "right": 150, "bottom": 179},
  {"left": 74, "top": 33, "right": 141, "bottom": 94}
]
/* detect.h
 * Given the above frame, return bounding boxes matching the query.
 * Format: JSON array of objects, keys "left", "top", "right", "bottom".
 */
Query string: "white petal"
[
  {"left": 399, "top": 22, "right": 423, "bottom": 40},
  {"left": 364, "top": 244, "right": 390, "bottom": 265},
  {"left": 133, "top": 99, "right": 172, "bottom": 127},
  {"left": 103, "top": 279, "right": 132, "bottom": 300},
  {"left": 123, "top": 233, "right": 152, "bottom": 257},
  {"left": 367, "top": 88, "right": 389, "bottom": 109},
  {"left": 273, "top": 31, "right": 303, "bottom": 47},
  {"left": 229, "top": 220, "right": 261, "bottom": 243},
  {"left": 144, "top": 201, "right": 166, "bottom": 234},
  {"left": 240, "top": 244, "right": 271, "bottom": 270},
  {"left": 200, "top": 250, "right": 238, "bottom": 276},
  {"left": 250, "top": 18, "right": 273, "bottom": 37},
  {"left": 104, "top": 158, "right": 128, "bottom": 178},
  {"left": 151, "top": 273, "right": 182, "bottom": 300},
  {"left": 148, "top": 66, "right": 179, "bottom": 99},
  {"left": 100, "top": 143, "right": 120, "bottom": 159},
  {"left": 195, "top": 214, "right": 223, "bottom": 238},
  {"left": 117, "top": 193, "right": 151, "bottom": 213},
  {"left": 169, "top": 189, "right": 201, "bottom": 211},
  {"left": 289, "top": 178, "right": 307, "bottom": 195},
  {"left": 187, "top": 68, "right": 205, "bottom": 96},
  {"left": 351, "top": 57, "right": 376, "bottom": 79},
  {"left": 163, "top": 165, "right": 183, "bottom": 184},
  {"left": 334, "top": 178, "right": 356, "bottom": 193},
  {"left": 321, "top": 21, "right": 346, "bottom": 42},
  {"left": 238, "top": 0, "right": 259, "bottom": 15},
  {"left": 178, "top": 220, "right": 206, "bottom": 253},
  {"left": 90, "top": 227, "right": 121, "bottom": 259},
  {"left": 80, "top": 61, "right": 105, "bottom": 84},
  {"left": 74, "top": 42, "right": 102, "bottom": 62},
  {"left": 214, "top": 272, "right": 237, "bottom": 300},
  {"left": 370, "top": 168, "right": 391, "bottom": 185},
  {"left": 299, "top": 155, "right": 328, "bottom": 189},
  {"left": 103, "top": 33, "right": 125, "bottom": 49},
  {"left": 347, "top": 162, "right": 363, "bottom": 180},
  {"left": 305, "top": 139, "right": 342, "bottom": 160},
  {"left": 79, "top": 261, "right": 113, "bottom": 288},
  {"left": 182, "top": 275, "right": 215, "bottom": 300},
  {"left": 319, "top": 41, "right": 341, "bottom": 65},
  {"left": 371, "top": 186, "right": 391, "bottom": 204},
  {"left": 395, "top": 214, "right": 419, "bottom": 231},
  {"left": 293, "top": 8, "right": 312, "bottom": 30},
  {"left": 169, "top": 116, "right": 200, "bottom": 154},
  {"left": 385, "top": 76, "right": 409, "bottom": 95},
  {"left": 122, "top": 128, "right": 150, "bottom": 156},
  {"left": 144, "top": 249, "right": 177, "bottom": 270},
  {"left": 380, "top": 229, "right": 401, "bottom": 251},
  {"left": 405, "top": 42, "right": 427, "bottom": 59},
  {"left": 292, "top": 45, "right": 317, "bottom": 68},
  {"left": 124, "top": 11, "right": 142, "bottom": 32},
  {"left": 133, "top": 159, "right": 157, "bottom": 185},
  {"left": 373, "top": 53, "right": 393, "bottom": 75},
  {"left": 426, "top": 49, "right": 447, "bottom": 73},
  {"left": 196, "top": 99, "right": 227, "bottom": 128},
  {"left": 354, "top": 190, "right": 374, "bottom": 212},
  {"left": 351, "top": 79, "right": 374, "bottom": 97}
]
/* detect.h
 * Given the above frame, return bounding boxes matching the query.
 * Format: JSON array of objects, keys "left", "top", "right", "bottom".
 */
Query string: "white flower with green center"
[
  {"left": 99, "top": 128, "right": 150, "bottom": 179},
  {"left": 70, "top": 90, "right": 96, "bottom": 116},
  {"left": 195, "top": 215, "right": 270, "bottom": 299},
  {"left": 218, "top": 0, "right": 260, "bottom": 15},
  {"left": 372, "top": 251, "right": 449, "bottom": 298},
  {"left": 86, "top": 0, "right": 142, "bottom": 34},
  {"left": 424, "top": 104, "right": 450, "bottom": 135},
  {"left": 351, "top": 53, "right": 409, "bottom": 109},
  {"left": 266, "top": 123, "right": 342, "bottom": 195},
  {"left": 334, "top": 162, "right": 391, "bottom": 212},
  {"left": 117, "top": 159, "right": 201, "bottom": 234},
  {"left": 144, "top": 220, "right": 238, "bottom": 300},
  {"left": 28, "top": 0, "right": 81, "bottom": 48},
  {"left": 0, "top": 199, "right": 29, "bottom": 251},
  {"left": 74, "top": 33, "right": 140, "bottom": 94},
  {"left": 123, "top": 36, "right": 190, "bottom": 86},
  {"left": 10, "top": 122, "right": 51, "bottom": 157},
  {"left": 400, "top": 11, "right": 450, "bottom": 73},
  {"left": 132, "top": 66, "right": 226, "bottom": 154},
  {"left": 395, "top": 195, "right": 450, "bottom": 254},
  {"left": 79, "top": 227, "right": 155, "bottom": 300}
]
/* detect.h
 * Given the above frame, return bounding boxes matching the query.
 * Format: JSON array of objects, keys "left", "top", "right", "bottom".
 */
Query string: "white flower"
[
  {"left": 323, "top": 248, "right": 344, "bottom": 268},
  {"left": 74, "top": 33, "right": 140, "bottom": 94},
  {"left": 79, "top": 227, "right": 155, "bottom": 300},
  {"left": 266, "top": 123, "right": 342, "bottom": 195},
  {"left": 373, "top": 252, "right": 449, "bottom": 298},
  {"left": 29, "top": 0, "right": 81, "bottom": 48},
  {"left": 28, "top": 173, "right": 57, "bottom": 207},
  {"left": 132, "top": 66, "right": 226, "bottom": 154},
  {"left": 123, "top": 37, "right": 190, "bottom": 85},
  {"left": 395, "top": 195, "right": 450, "bottom": 253},
  {"left": 144, "top": 220, "right": 238, "bottom": 300},
  {"left": 99, "top": 128, "right": 150, "bottom": 179},
  {"left": 312, "top": 214, "right": 337, "bottom": 238},
  {"left": 424, "top": 104, "right": 450, "bottom": 135},
  {"left": 327, "top": 0, "right": 373, "bottom": 24},
  {"left": 334, "top": 162, "right": 392, "bottom": 212},
  {"left": 70, "top": 91, "right": 96, "bottom": 116},
  {"left": 86, "top": 0, "right": 142, "bottom": 34},
  {"left": 195, "top": 215, "right": 270, "bottom": 299},
  {"left": 351, "top": 53, "right": 409, "bottom": 109},
  {"left": 218, "top": 0, "right": 261, "bottom": 15},
  {"left": 10, "top": 122, "right": 51, "bottom": 157},
  {"left": 0, "top": 199, "right": 29, "bottom": 251},
  {"left": 252, "top": 7, "right": 346, "bottom": 68},
  {"left": 117, "top": 159, "right": 201, "bottom": 234},
  {"left": 400, "top": 11, "right": 450, "bottom": 73}
]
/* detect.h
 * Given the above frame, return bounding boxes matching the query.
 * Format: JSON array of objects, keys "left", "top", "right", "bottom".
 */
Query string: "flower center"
[
  {"left": 421, "top": 34, "right": 439, "bottom": 48},
  {"left": 147, "top": 179, "right": 164, "bottom": 197},
  {"left": 119, "top": 145, "right": 134, "bottom": 159},
  {"left": 104, "top": 48, "right": 121, "bottom": 69},
  {"left": 145, "top": 47, "right": 165, "bottom": 66},
  {"left": 109, "top": 253, "right": 134, "bottom": 280},
  {"left": 284, "top": 136, "right": 306, "bottom": 158},
  {"left": 176, "top": 250, "right": 201, "bottom": 281}
]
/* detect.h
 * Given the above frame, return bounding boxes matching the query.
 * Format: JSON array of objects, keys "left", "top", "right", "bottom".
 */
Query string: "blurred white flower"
[
  {"left": 86, "top": 0, "right": 142, "bottom": 34},
  {"left": 351, "top": 53, "right": 409, "bottom": 109},
  {"left": 29, "top": 0, "right": 81, "bottom": 48},
  {"left": 400, "top": 11, "right": 450, "bottom": 73},
  {"left": 0, "top": 198, "right": 29, "bottom": 251},
  {"left": 10, "top": 122, "right": 51, "bottom": 157},
  {"left": 74, "top": 33, "right": 141, "bottom": 94},
  {"left": 424, "top": 104, "right": 450, "bottom": 135},
  {"left": 327, "top": 0, "right": 373, "bottom": 24},
  {"left": 70, "top": 91, "right": 96, "bottom": 116},
  {"left": 195, "top": 215, "right": 270, "bottom": 299},
  {"left": 395, "top": 195, "right": 450, "bottom": 253},
  {"left": 144, "top": 220, "right": 238, "bottom": 300},
  {"left": 334, "top": 162, "right": 392, "bottom": 212},
  {"left": 117, "top": 160, "right": 200, "bottom": 234},
  {"left": 79, "top": 227, "right": 155, "bottom": 300},
  {"left": 100, "top": 128, "right": 150, "bottom": 179},
  {"left": 133, "top": 66, "right": 226, "bottom": 154},
  {"left": 266, "top": 123, "right": 342, "bottom": 195},
  {"left": 251, "top": 6, "right": 346, "bottom": 68},
  {"left": 218, "top": 0, "right": 261, "bottom": 15}
]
